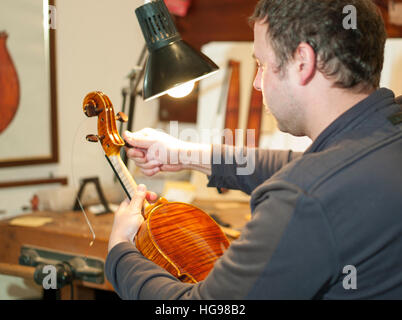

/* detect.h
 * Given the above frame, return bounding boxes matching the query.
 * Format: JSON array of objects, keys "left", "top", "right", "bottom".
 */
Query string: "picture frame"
[{"left": 0, "top": 0, "right": 58, "bottom": 168}]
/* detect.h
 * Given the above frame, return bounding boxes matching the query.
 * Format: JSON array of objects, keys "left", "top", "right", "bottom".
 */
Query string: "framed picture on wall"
[{"left": 0, "top": 0, "right": 58, "bottom": 168}]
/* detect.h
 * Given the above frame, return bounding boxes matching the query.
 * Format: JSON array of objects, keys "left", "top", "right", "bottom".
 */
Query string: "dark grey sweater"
[{"left": 106, "top": 88, "right": 402, "bottom": 299}]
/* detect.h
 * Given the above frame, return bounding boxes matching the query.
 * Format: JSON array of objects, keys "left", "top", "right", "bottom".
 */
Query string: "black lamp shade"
[{"left": 135, "top": 0, "right": 219, "bottom": 101}]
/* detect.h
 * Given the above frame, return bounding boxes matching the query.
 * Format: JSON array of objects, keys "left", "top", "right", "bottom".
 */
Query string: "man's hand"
[
  {"left": 108, "top": 184, "right": 158, "bottom": 252},
  {"left": 124, "top": 128, "right": 213, "bottom": 176},
  {"left": 124, "top": 128, "right": 185, "bottom": 176}
]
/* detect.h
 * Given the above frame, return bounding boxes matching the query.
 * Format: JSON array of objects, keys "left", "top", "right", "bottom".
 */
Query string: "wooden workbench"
[{"left": 0, "top": 199, "right": 250, "bottom": 299}]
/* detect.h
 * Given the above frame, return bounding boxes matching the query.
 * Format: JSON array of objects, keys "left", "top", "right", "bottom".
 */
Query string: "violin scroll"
[{"left": 82, "top": 91, "right": 125, "bottom": 157}]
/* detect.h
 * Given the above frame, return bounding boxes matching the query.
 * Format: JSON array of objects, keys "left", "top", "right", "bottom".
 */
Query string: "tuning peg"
[
  {"left": 116, "top": 112, "right": 128, "bottom": 123},
  {"left": 86, "top": 135, "right": 105, "bottom": 143},
  {"left": 84, "top": 104, "right": 104, "bottom": 117},
  {"left": 86, "top": 134, "right": 100, "bottom": 143}
]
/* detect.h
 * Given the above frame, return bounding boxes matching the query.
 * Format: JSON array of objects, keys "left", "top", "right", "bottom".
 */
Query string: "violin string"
[{"left": 71, "top": 117, "right": 96, "bottom": 247}]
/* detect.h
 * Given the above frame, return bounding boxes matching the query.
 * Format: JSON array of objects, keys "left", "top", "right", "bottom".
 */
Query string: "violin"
[
  {"left": 82, "top": 91, "right": 230, "bottom": 283},
  {"left": 0, "top": 31, "right": 20, "bottom": 134}
]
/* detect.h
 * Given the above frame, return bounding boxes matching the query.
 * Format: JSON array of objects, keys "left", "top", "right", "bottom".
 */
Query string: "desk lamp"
[
  {"left": 119, "top": 0, "right": 219, "bottom": 165},
  {"left": 135, "top": 0, "right": 219, "bottom": 101}
]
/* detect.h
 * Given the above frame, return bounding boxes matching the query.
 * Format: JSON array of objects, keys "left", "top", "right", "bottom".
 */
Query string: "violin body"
[
  {"left": 136, "top": 198, "right": 229, "bottom": 283},
  {"left": 82, "top": 91, "right": 230, "bottom": 283},
  {"left": 0, "top": 31, "right": 20, "bottom": 134}
]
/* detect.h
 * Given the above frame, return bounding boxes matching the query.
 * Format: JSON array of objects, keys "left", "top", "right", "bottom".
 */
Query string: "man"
[{"left": 105, "top": 0, "right": 402, "bottom": 299}]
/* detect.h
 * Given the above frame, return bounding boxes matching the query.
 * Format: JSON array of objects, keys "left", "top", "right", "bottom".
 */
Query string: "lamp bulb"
[{"left": 167, "top": 81, "right": 195, "bottom": 99}]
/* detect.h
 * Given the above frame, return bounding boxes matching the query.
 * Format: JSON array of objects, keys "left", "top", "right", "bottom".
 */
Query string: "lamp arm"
[
  {"left": 126, "top": 45, "right": 148, "bottom": 132},
  {"left": 120, "top": 44, "right": 148, "bottom": 166}
]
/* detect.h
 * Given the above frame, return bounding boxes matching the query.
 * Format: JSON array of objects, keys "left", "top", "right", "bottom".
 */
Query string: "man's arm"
[
  {"left": 124, "top": 129, "right": 302, "bottom": 194},
  {"left": 105, "top": 180, "right": 337, "bottom": 299},
  {"left": 206, "top": 144, "right": 303, "bottom": 194}
]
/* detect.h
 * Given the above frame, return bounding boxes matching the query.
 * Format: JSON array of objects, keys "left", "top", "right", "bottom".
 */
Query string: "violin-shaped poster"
[{"left": 0, "top": 31, "right": 20, "bottom": 134}]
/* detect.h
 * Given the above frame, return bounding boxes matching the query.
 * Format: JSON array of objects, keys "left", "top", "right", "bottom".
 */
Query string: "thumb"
[
  {"left": 116, "top": 198, "right": 130, "bottom": 213},
  {"left": 128, "top": 184, "right": 147, "bottom": 212}
]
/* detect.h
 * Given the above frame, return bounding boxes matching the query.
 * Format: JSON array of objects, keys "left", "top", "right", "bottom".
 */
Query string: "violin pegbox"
[{"left": 82, "top": 91, "right": 127, "bottom": 157}]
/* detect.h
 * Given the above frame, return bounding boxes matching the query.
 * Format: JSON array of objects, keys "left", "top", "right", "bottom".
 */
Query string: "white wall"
[
  {"left": 380, "top": 38, "right": 402, "bottom": 97},
  {"left": 0, "top": 0, "right": 159, "bottom": 218},
  {"left": 0, "top": 0, "right": 159, "bottom": 300}
]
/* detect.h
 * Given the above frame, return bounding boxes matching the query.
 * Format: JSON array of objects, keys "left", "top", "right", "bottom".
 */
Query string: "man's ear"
[{"left": 294, "top": 42, "right": 316, "bottom": 86}]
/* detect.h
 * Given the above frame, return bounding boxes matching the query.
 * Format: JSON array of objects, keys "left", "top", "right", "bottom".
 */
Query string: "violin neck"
[{"left": 106, "top": 154, "right": 149, "bottom": 208}]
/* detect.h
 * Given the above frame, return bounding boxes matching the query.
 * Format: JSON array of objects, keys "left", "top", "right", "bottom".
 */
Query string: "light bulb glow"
[
  {"left": 144, "top": 70, "right": 219, "bottom": 102},
  {"left": 167, "top": 81, "right": 195, "bottom": 99}
]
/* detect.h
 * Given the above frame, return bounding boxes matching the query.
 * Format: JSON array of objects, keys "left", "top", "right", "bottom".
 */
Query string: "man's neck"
[{"left": 306, "top": 87, "right": 375, "bottom": 141}]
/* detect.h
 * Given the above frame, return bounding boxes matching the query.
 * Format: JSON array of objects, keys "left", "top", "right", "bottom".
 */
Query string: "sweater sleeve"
[
  {"left": 207, "top": 145, "right": 302, "bottom": 194},
  {"left": 105, "top": 180, "right": 337, "bottom": 300}
]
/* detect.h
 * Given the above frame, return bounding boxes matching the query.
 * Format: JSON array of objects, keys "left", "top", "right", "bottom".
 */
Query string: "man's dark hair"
[{"left": 250, "top": 0, "right": 387, "bottom": 91}]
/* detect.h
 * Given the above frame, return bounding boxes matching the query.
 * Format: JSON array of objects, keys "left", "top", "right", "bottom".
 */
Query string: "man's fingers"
[
  {"left": 131, "top": 156, "right": 147, "bottom": 165},
  {"left": 141, "top": 167, "right": 161, "bottom": 176},
  {"left": 124, "top": 130, "right": 155, "bottom": 149},
  {"left": 135, "top": 159, "right": 162, "bottom": 170},
  {"left": 160, "top": 164, "right": 182, "bottom": 172},
  {"left": 126, "top": 147, "right": 146, "bottom": 159},
  {"left": 146, "top": 191, "right": 158, "bottom": 203}
]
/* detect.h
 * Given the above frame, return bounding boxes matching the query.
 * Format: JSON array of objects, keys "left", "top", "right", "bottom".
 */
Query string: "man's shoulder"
[{"left": 270, "top": 129, "right": 401, "bottom": 194}]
